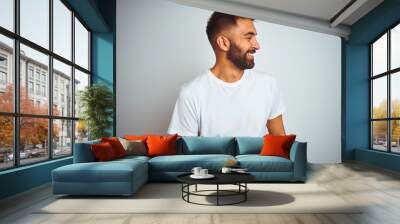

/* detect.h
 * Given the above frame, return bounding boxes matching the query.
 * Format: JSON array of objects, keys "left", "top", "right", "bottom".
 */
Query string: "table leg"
[
  {"left": 245, "top": 183, "right": 247, "bottom": 201},
  {"left": 187, "top": 184, "right": 190, "bottom": 202},
  {"left": 217, "top": 184, "right": 219, "bottom": 206},
  {"left": 195, "top": 184, "right": 197, "bottom": 192}
]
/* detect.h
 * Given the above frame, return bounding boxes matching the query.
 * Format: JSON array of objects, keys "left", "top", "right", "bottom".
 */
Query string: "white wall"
[{"left": 117, "top": 0, "right": 341, "bottom": 163}]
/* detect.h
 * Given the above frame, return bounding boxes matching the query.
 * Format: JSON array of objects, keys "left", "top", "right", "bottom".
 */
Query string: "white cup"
[
  {"left": 200, "top": 169, "right": 208, "bottom": 176},
  {"left": 191, "top": 167, "right": 202, "bottom": 176},
  {"left": 221, "top": 167, "right": 232, "bottom": 174}
]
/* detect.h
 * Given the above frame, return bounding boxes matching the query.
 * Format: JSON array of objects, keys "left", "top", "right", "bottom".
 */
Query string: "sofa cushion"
[
  {"left": 235, "top": 137, "right": 263, "bottom": 155},
  {"left": 90, "top": 142, "right": 118, "bottom": 161},
  {"left": 52, "top": 158, "right": 147, "bottom": 183},
  {"left": 148, "top": 154, "right": 235, "bottom": 172},
  {"left": 118, "top": 138, "right": 147, "bottom": 156},
  {"left": 179, "top": 136, "right": 236, "bottom": 155},
  {"left": 236, "top": 155, "right": 293, "bottom": 172},
  {"left": 101, "top": 137, "right": 127, "bottom": 158},
  {"left": 260, "top": 135, "right": 296, "bottom": 159},
  {"left": 146, "top": 134, "right": 178, "bottom": 157}
]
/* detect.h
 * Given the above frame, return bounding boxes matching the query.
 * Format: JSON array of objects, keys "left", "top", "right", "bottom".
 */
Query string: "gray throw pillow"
[{"left": 118, "top": 137, "right": 147, "bottom": 156}]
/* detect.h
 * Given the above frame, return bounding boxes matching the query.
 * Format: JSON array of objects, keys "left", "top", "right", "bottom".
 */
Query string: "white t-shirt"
[{"left": 167, "top": 69, "right": 286, "bottom": 137}]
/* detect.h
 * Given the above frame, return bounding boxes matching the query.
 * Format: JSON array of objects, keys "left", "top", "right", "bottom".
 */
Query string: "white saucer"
[{"left": 190, "top": 174, "right": 215, "bottom": 179}]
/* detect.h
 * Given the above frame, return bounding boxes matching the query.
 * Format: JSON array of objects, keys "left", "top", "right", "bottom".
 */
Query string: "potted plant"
[{"left": 79, "top": 84, "right": 113, "bottom": 140}]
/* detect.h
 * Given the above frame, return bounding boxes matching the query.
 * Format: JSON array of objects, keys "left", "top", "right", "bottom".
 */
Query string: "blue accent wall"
[
  {"left": 344, "top": 0, "right": 400, "bottom": 171},
  {"left": 0, "top": 158, "right": 72, "bottom": 199},
  {"left": 344, "top": 44, "right": 370, "bottom": 160},
  {"left": 91, "top": 32, "right": 115, "bottom": 135},
  {"left": 91, "top": 0, "right": 116, "bottom": 136},
  {"left": 0, "top": 0, "right": 116, "bottom": 200}
]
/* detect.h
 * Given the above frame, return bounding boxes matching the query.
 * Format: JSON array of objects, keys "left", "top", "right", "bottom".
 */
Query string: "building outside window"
[
  {"left": 28, "top": 81, "right": 34, "bottom": 94},
  {"left": 42, "top": 85, "right": 46, "bottom": 97},
  {"left": 28, "top": 67, "right": 34, "bottom": 80},
  {"left": 0, "top": 54, "right": 7, "bottom": 90},
  {"left": 0, "top": 54, "right": 7, "bottom": 67},
  {"left": 41, "top": 73, "right": 46, "bottom": 83},
  {"left": 0, "top": 71, "right": 6, "bottom": 84}
]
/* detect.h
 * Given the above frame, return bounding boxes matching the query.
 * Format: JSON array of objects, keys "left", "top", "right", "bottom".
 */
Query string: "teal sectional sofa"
[{"left": 52, "top": 136, "right": 307, "bottom": 196}]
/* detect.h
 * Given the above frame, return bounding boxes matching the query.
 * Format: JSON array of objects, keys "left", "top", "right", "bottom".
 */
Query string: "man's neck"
[{"left": 210, "top": 60, "right": 244, "bottom": 83}]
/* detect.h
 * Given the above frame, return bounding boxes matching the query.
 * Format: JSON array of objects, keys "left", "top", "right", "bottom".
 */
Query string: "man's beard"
[{"left": 227, "top": 42, "right": 255, "bottom": 70}]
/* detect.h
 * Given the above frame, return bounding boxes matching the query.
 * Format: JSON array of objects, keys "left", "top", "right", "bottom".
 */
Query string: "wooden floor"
[{"left": 1, "top": 162, "right": 400, "bottom": 224}]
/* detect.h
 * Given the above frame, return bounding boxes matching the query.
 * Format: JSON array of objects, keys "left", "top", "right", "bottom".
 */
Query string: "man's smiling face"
[{"left": 226, "top": 18, "right": 260, "bottom": 70}]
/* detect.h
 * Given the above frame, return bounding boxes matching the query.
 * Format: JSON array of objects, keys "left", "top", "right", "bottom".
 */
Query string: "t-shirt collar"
[{"left": 208, "top": 69, "right": 248, "bottom": 88}]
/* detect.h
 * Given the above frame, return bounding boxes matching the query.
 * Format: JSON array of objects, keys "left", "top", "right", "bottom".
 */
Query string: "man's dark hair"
[{"left": 206, "top": 12, "right": 253, "bottom": 47}]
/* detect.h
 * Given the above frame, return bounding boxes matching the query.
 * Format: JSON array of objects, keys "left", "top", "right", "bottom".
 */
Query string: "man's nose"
[{"left": 253, "top": 39, "right": 260, "bottom": 50}]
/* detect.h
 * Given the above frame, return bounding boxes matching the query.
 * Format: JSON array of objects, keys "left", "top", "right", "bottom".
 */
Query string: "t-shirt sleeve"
[
  {"left": 268, "top": 79, "right": 286, "bottom": 120},
  {"left": 167, "top": 89, "right": 199, "bottom": 136}
]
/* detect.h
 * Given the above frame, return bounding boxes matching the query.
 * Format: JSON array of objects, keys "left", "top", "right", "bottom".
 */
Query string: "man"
[{"left": 167, "top": 12, "right": 286, "bottom": 137}]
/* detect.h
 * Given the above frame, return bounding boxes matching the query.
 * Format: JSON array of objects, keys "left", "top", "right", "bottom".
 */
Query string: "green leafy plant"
[{"left": 79, "top": 84, "right": 113, "bottom": 140}]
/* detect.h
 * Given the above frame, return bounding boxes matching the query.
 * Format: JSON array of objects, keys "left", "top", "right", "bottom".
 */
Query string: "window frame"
[
  {"left": 370, "top": 20, "right": 400, "bottom": 154},
  {"left": 0, "top": 0, "right": 92, "bottom": 171}
]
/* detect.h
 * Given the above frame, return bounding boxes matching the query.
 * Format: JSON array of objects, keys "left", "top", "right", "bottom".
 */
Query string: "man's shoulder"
[{"left": 179, "top": 71, "right": 209, "bottom": 98}]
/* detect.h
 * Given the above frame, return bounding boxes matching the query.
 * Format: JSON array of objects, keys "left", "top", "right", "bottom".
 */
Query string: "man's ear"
[{"left": 215, "top": 35, "right": 230, "bottom": 52}]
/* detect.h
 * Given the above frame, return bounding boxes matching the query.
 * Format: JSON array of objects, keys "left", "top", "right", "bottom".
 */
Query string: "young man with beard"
[{"left": 167, "top": 12, "right": 286, "bottom": 137}]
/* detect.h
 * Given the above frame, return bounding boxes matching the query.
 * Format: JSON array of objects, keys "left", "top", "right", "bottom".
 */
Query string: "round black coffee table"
[{"left": 177, "top": 173, "right": 255, "bottom": 206}]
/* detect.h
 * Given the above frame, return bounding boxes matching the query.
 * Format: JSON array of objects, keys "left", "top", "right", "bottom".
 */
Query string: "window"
[
  {"left": 20, "top": 0, "right": 49, "bottom": 49},
  {"left": 0, "top": 54, "right": 7, "bottom": 89},
  {"left": 53, "top": 119, "right": 72, "bottom": 158},
  {"left": 0, "top": 0, "right": 91, "bottom": 170},
  {"left": 74, "top": 69, "right": 89, "bottom": 118},
  {"left": 0, "top": 0, "right": 14, "bottom": 32},
  {"left": 35, "top": 70, "right": 40, "bottom": 81},
  {"left": 391, "top": 23, "right": 400, "bottom": 70},
  {"left": 371, "top": 23, "right": 400, "bottom": 153},
  {"left": 0, "top": 71, "right": 7, "bottom": 93},
  {"left": 53, "top": 0, "right": 72, "bottom": 60},
  {"left": 20, "top": 117, "right": 49, "bottom": 165},
  {"left": 0, "top": 71, "right": 6, "bottom": 85},
  {"left": 0, "top": 35, "right": 13, "bottom": 113},
  {"left": 35, "top": 84, "right": 40, "bottom": 95},
  {"left": 0, "top": 54, "right": 8, "bottom": 90},
  {"left": 0, "top": 55, "right": 7, "bottom": 67},
  {"left": 42, "top": 85, "right": 46, "bottom": 97},
  {"left": 75, "top": 18, "right": 89, "bottom": 70},
  {"left": 0, "top": 116, "right": 13, "bottom": 170},
  {"left": 28, "top": 81, "right": 34, "bottom": 94},
  {"left": 28, "top": 67, "right": 34, "bottom": 80},
  {"left": 53, "top": 59, "right": 71, "bottom": 117}
]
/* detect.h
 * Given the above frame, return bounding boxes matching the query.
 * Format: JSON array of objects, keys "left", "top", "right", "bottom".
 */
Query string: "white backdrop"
[{"left": 116, "top": 0, "right": 341, "bottom": 163}]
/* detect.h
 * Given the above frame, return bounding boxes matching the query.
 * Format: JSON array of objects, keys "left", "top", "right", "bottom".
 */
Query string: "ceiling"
[
  {"left": 171, "top": 0, "right": 384, "bottom": 38},
  {"left": 224, "top": 0, "right": 384, "bottom": 26},
  {"left": 226, "top": 0, "right": 353, "bottom": 23}
]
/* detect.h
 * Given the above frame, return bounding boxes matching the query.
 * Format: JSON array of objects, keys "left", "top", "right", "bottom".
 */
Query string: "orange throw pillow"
[
  {"left": 146, "top": 134, "right": 178, "bottom": 157},
  {"left": 260, "top": 135, "right": 296, "bottom": 159},
  {"left": 91, "top": 142, "right": 117, "bottom": 161},
  {"left": 124, "top": 135, "right": 148, "bottom": 141},
  {"left": 101, "top": 137, "right": 127, "bottom": 158}
]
